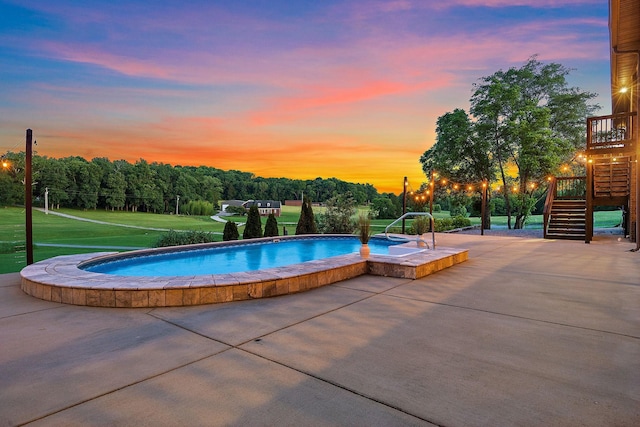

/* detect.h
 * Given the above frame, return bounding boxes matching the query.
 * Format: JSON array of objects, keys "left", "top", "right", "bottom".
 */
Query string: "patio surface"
[{"left": 1, "top": 233, "right": 639, "bottom": 426}]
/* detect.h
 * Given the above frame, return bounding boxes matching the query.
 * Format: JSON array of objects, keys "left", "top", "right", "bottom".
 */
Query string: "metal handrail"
[{"left": 384, "top": 212, "right": 436, "bottom": 249}]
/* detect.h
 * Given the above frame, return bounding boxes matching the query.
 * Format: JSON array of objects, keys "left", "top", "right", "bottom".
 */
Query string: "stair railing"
[
  {"left": 543, "top": 177, "right": 557, "bottom": 239},
  {"left": 384, "top": 212, "right": 436, "bottom": 249}
]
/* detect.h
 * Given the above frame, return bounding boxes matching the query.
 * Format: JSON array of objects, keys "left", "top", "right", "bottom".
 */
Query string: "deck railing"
[
  {"left": 586, "top": 112, "right": 637, "bottom": 153},
  {"left": 555, "top": 176, "right": 587, "bottom": 199},
  {"left": 542, "top": 178, "right": 557, "bottom": 239}
]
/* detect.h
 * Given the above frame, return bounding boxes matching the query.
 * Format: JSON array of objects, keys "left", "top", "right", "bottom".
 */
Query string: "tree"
[
  {"left": 421, "top": 108, "right": 494, "bottom": 226},
  {"left": 242, "top": 205, "right": 263, "bottom": 239},
  {"left": 223, "top": 221, "right": 239, "bottom": 241},
  {"left": 317, "top": 192, "right": 357, "bottom": 234},
  {"left": 295, "top": 197, "right": 318, "bottom": 234},
  {"left": 423, "top": 56, "right": 599, "bottom": 229},
  {"left": 36, "top": 156, "right": 69, "bottom": 209},
  {"left": 105, "top": 170, "right": 127, "bottom": 211},
  {"left": 64, "top": 157, "right": 102, "bottom": 210},
  {"left": 263, "top": 213, "right": 279, "bottom": 237},
  {"left": 471, "top": 57, "right": 599, "bottom": 228},
  {"left": 370, "top": 196, "right": 397, "bottom": 219}
]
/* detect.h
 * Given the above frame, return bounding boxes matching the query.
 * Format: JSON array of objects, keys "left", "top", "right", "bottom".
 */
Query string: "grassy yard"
[{"left": 0, "top": 206, "right": 624, "bottom": 274}]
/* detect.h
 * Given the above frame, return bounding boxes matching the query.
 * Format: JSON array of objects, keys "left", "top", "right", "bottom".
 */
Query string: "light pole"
[
  {"left": 25, "top": 129, "right": 34, "bottom": 265},
  {"left": 429, "top": 170, "right": 435, "bottom": 216},
  {"left": 402, "top": 176, "right": 407, "bottom": 233}
]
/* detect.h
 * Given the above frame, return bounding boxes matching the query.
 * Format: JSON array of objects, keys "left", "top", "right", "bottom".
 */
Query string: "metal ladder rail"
[{"left": 384, "top": 212, "right": 436, "bottom": 249}]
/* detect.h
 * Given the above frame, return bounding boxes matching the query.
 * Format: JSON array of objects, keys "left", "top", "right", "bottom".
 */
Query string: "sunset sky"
[{"left": 0, "top": 0, "right": 611, "bottom": 193}]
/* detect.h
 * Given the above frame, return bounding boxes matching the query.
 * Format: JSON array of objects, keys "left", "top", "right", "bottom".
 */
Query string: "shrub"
[
  {"left": 223, "top": 221, "right": 239, "bottom": 241},
  {"left": 407, "top": 216, "right": 472, "bottom": 233},
  {"left": 0, "top": 241, "right": 19, "bottom": 254},
  {"left": 154, "top": 230, "right": 217, "bottom": 247},
  {"left": 181, "top": 200, "right": 214, "bottom": 216},
  {"left": 243, "top": 205, "right": 263, "bottom": 239},
  {"left": 263, "top": 213, "right": 279, "bottom": 237},
  {"left": 295, "top": 198, "right": 317, "bottom": 234},
  {"left": 413, "top": 216, "right": 431, "bottom": 234},
  {"left": 449, "top": 205, "right": 467, "bottom": 217},
  {"left": 317, "top": 192, "right": 357, "bottom": 234},
  {"left": 225, "top": 205, "right": 247, "bottom": 216},
  {"left": 451, "top": 215, "right": 471, "bottom": 229}
]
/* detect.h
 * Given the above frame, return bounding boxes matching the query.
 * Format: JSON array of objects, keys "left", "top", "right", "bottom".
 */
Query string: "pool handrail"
[{"left": 384, "top": 212, "right": 436, "bottom": 249}]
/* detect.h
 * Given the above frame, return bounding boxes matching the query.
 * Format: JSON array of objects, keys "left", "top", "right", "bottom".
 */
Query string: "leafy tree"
[
  {"left": 36, "top": 156, "right": 69, "bottom": 209},
  {"left": 242, "top": 205, "right": 263, "bottom": 239},
  {"left": 64, "top": 157, "right": 102, "bottom": 210},
  {"left": 127, "top": 159, "right": 162, "bottom": 212},
  {"left": 422, "top": 56, "right": 599, "bottom": 229},
  {"left": 0, "top": 170, "right": 21, "bottom": 205},
  {"left": 370, "top": 195, "right": 399, "bottom": 219},
  {"left": 263, "top": 213, "right": 279, "bottom": 237},
  {"left": 471, "top": 56, "right": 599, "bottom": 228},
  {"left": 105, "top": 171, "right": 127, "bottom": 211},
  {"left": 317, "top": 192, "right": 357, "bottom": 234},
  {"left": 223, "top": 221, "right": 239, "bottom": 241},
  {"left": 420, "top": 108, "right": 493, "bottom": 227},
  {"left": 295, "top": 197, "right": 318, "bottom": 234}
]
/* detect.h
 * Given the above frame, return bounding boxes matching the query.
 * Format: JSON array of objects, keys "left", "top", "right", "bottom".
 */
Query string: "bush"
[
  {"left": 223, "top": 221, "right": 239, "bottom": 241},
  {"left": 451, "top": 215, "right": 471, "bottom": 229},
  {"left": 449, "top": 205, "right": 467, "bottom": 217},
  {"left": 225, "top": 205, "right": 247, "bottom": 216},
  {"left": 181, "top": 200, "right": 214, "bottom": 216},
  {"left": 263, "top": 213, "right": 279, "bottom": 237},
  {"left": 409, "top": 216, "right": 431, "bottom": 235},
  {"left": 407, "top": 216, "right": 471, "bottom": 233},
  {"left": 0, "top": 241, "right": 20, "bottom": 254},
  {"left": 154, "top": 230, "right": 217, "bottom": 247},
  {"left": 317, "top": 192, "right": 357, "bottom": 234},
  {"left": 243, "top": 205, "right": 263, "bottom": 239},
  {"left": 296, "top": 198, "right": 317, "bottom": 234}
]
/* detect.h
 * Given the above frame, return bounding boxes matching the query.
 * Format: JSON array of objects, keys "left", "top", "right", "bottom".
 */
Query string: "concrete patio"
[{"left": 1, "top": 233, "right": 638, "bottom": 426}]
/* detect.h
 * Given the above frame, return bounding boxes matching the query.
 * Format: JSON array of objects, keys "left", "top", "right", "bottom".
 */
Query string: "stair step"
[
  {"left": 551, "top": 209, "right": 585, "bottom": 216},
  {"left": 545, "top": 233, "right": 586, "bottom": 240},
  {"left": 548, "top": 227, "right": 585, "bottom": 234}
]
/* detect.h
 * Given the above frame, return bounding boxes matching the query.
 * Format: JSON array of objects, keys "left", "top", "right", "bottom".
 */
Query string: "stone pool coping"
[{"left": 20, "top": 236, "right": 468, "bottom": 308}]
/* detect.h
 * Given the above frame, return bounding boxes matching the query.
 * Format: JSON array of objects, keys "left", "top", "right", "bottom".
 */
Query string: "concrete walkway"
[{"left": 1, "top": 233, "right": 638, "bottom": 426}]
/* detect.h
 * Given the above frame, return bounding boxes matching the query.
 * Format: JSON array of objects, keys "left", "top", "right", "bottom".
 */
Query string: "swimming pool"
[
  {"left": 20, "top": 234, "right": 468, "bottom": 307},
  {"left": 82, "top": 236, "right": 400, "bottom": 276}
]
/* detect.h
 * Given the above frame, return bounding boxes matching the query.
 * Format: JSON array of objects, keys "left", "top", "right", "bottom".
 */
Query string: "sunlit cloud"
[{"left": 0, "top": 0, "right": 611, "bottom": 193}]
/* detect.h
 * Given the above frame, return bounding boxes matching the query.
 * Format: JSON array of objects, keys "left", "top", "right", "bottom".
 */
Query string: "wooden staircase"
[{"left": 545, "top": 199, "right": 586, "bottom": 240}]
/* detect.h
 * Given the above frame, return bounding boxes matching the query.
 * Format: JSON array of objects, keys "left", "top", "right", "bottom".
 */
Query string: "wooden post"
[
  {"left": 585, "top": 159, "right": 593, "bottom": 243},
  {"left": 402, "top": 176, "right": 407, "bottom": 233},
  {"left": 429, "top": 171, "right": 434, "bottom": 217},
  {"left": 25, "top": 129, "right": 34, "bottom": 265},
  {"left": 481, "top": 180, "right": 487, "bottom": 236}
]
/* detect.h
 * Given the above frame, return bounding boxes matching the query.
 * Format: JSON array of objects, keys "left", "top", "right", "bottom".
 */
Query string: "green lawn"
[{"left": 0, "top": 206, "right": 624, "bottom": 274}]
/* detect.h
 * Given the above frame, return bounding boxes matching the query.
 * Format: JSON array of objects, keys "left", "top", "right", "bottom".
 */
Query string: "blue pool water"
[{"left": 83, "top": 236, "right": 400, "bottom": 276}]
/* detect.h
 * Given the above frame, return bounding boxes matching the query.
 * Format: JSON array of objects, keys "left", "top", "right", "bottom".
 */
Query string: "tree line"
[{"left": 0, "top": 153, "right": 400, "bottom": 214}]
